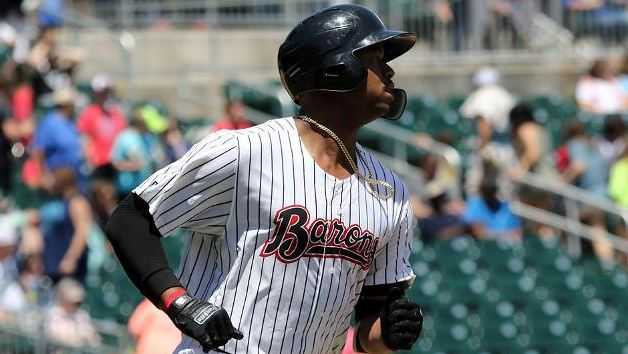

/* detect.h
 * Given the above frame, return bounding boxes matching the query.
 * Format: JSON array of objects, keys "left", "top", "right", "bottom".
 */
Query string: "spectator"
[
  {"left": 417, "top": 185, "right": 467, "bottom": 243},
  {"left": 0, "top": 202, "right": 19, "bottom": 283},
  {"left": 77, "top": 74, "right": 126, "bottom": 174},
  {"left": 460, "top": 66, "right": 516, "bottom": 147},
  {"left": 0, "top": 107, "right": 12, "bottom": 192},
  {"left": 508, "top": 103, "right": 555, "bottom": 177},
  {"left": 110, "top": 111, "right": 154, "bottom": 197},
  {"left": 128, "top": 299, "right": 181, "bottom": 354},
  {"left": 212, "top": 100, "right": 252, "bottom": 132},
  {"left": 162, "top": 119, "right": 190, "bottom": 164},
  {"left": 575, "top": 58, "right": 627, "bottom": 114},
  {"left": 9, "top": 63, "right": 35, "bottom": 143},
  {"left": 31, "top": 87, "right": 84, "bottom": 187},
  {"left": 463, "top": 172, "right": 522, "bottom": 241},
  {"left": 609, "top": 145, "right": 628, "bottom": 208},
  {"left": 40, "top": 168, "right": 90, "bottom": 284},
  {"left": 89, "top": 179, "right": 118, "bottom": 232},
  {"left": 597, "top": 115, "right": 626, "bottom": 165},
  {"left": 561, "top": 123, "right": 615, "bottom": 262},
  {"left": 0, "top": 253, "right": 44, "bottom": 322},
  {"left": 562, "top": 121, "right": 608, "bottom": 198},
  {"left": 45, "top": 278, "right": 100, "bottom": 348}
]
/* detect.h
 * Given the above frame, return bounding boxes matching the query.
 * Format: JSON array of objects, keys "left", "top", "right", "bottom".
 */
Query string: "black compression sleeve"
[{"left": 104, "top": 193, "right": 182, "bottom": 304}]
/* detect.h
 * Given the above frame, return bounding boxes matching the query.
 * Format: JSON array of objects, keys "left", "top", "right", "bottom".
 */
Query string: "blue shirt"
[
  {"left": 33, "top": 111, "right": 83, "bottom": 172},
  {"left": 111, "top": 129, "right": 153, "bottom": 194},
  {"left": 567, "top": 138, "right": 608, "bottom": 197},
  {"left": 463, "top": 196, "right": 521, "bottom": 235},
  {"left": 39, "top": 199, "right": 87, "bottom": 281}
]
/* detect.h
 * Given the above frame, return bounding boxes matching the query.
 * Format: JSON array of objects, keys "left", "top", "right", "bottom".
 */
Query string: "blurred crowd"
[
  {"left": 0, "top": 2, "right": 253, "bottom": 352},
  {"left": 413, "top": 62, "right": 628, "bottom": 266},
  {"left": 0, "top": 0, "right": 627, "bottom": 353}
]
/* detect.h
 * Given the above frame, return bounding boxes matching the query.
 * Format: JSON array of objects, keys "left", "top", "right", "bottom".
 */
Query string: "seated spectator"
[
  {"left": 128, "top": 299, "right": 181, "bottom": 354},
  {"left": 609, "top": 146, "right": 628, "bottom": 208},
  {"left": 508, "top": 103, "right": 556, "bottom": 177},
  {"left": 561, "top": 122, "right": 608, "bottom": 198},
  {"left": 597, "top": 115, "right": 626, "bottom": 165},
  {"left": 508, "top": 104, "right": 557, "bottom": 235},
  {"left": 212, "top": 100, "right": 252, "bottom": 132},
  {"left": 575, "top": 58, "right": 628, "bottom": 114},
  {"left": 45, "top": 278, "right": 100, "bottom": 348},
  {"left": 77, "top": 74, "right": 126, "bottom": 174},
  {"left": 0, "top": 253, "right": 44, "bottom": 322},
  {"left": 463, "top": 174, "right": 522, "bottom": 241},
  {"left": 418, "top": 185, "right": 467, "bottom": 243},
  {"left": 460, "top": 67, "right": 516, "bottom": 147},
  {"left": 162, "top": 119, "right": 190, "bottom": 164},
  {"left": 110, "top": 111, "right": 154, "bottom": 197},
  {"left": 40, "top": 168, "right": 90, "bottom": 284},
  {"left": 31, "top": 87, "right": 84, "bottom": 187},
  {"left": 560, "top": 122, "right": 615, "bottom": 262}
]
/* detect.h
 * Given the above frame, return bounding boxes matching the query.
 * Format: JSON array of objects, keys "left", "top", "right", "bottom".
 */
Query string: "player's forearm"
[
  {"left": 105, "top": 193, "right": 182, "bottom": 304},
  {"left": 357, "top": 316, "right": 392, "bottom": 354}
]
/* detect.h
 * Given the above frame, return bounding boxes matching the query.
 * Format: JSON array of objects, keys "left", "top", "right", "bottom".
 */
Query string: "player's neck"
[{"left": 295, "top": 116, "right": 358, "bottom": 178}]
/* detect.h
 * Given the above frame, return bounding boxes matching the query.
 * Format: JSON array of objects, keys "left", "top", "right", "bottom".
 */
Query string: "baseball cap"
[
  {"left": 473, "top": 66, "right": 500, "bottom": 87},
  {"left": 91, "top": 74, "right": 113, "bottom": 92},
  {"left": 52, "top": 87, "right": 77, "bottom": 105}
]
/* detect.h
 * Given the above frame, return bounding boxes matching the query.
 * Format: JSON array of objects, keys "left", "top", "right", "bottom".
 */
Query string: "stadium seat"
[{"left": 409, "top": 236, "right": 628, "bottom": 353}]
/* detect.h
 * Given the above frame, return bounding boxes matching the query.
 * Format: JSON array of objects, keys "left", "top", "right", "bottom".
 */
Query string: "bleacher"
[{"left": 409, "top": 236, "right": 628, "bottom": 354}]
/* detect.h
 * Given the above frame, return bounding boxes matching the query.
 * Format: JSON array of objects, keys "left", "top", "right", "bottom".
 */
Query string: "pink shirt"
[
  {"left": 77, "top": 104, "right": 127, "bottom": 167},
  {"left": 212, "top": 118, "right": 252, "bottom": 132}
]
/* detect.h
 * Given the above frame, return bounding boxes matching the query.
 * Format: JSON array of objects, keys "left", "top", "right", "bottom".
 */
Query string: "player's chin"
[{"left": 373, "top": 101, "right": 392, "bottom": 117}]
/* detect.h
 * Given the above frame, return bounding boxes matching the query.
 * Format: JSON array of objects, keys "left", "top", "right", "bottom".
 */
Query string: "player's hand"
[
  {"left": 380, "top": 287, "right": 423, "bottom": 351},
  {"left": 166, "top": 293, "right": 243, "bottom": 353}
]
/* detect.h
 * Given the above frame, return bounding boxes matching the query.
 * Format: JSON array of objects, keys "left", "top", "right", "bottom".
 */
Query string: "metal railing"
[
  {"left": 70, "top": 0, "right": 583, "bottom": 53},
  {"left": 509, "top": 171, "right": 628, "bottom": 257}
]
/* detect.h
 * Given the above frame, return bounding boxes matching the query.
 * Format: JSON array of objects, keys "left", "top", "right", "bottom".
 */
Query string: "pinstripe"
[{"left": 133, "top": 118, "right": 414, "bottom": 354}]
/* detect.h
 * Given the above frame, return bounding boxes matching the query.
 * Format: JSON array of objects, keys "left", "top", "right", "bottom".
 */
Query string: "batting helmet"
[{"left": 278, "top": 4, "right": 416, "bottom": 119}]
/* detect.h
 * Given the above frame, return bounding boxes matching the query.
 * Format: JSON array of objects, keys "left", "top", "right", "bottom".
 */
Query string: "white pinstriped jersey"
[{"left": 134, "top": 117, "right": 415, "bottom": 354}]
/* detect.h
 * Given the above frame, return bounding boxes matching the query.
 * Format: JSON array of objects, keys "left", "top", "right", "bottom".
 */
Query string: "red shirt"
[
  {"left": 77, "top": 104, "right": 127, "bottom": 167},
  {"left": 212, "top": 118, "right": 252, "bottom": 132},
  {"left": 12, "top": 85, "right": 34, "bottom": 121}
]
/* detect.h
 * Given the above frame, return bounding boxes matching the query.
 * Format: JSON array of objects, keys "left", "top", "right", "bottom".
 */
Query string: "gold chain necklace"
[{"left": 298, "top": 115, "right": 394, "bottom": 199}]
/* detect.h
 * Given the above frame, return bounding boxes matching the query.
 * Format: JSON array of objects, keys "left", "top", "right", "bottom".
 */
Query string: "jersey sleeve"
[
  {"left": 364, "top": 199, "right": 416, "bottom": 286},
  {"left": 132, "top": 131, "right": 239, "bottom": 237}
]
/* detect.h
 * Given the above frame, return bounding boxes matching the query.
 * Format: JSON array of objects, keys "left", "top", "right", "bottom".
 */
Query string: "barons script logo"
[{"left": 259, "top": 205, "right": 379, "bottom": 270}]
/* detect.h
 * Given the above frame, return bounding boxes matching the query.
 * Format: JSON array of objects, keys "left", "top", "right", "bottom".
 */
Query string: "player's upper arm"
[
  {"left": 133, "top": 131, "right": 240, "bottom": 236},
  {"left": 364, "top": 187, "right": 416, "bottom": 287}
]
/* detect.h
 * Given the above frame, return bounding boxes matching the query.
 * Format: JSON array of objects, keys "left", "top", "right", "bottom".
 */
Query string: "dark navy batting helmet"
[{"left": 277, "top": 4, "right": 416, "bottom": 119}]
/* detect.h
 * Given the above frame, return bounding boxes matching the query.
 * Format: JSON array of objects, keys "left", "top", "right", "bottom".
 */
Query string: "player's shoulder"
[
  {"left": 221, "top": 117, "right": 294, "bottom": 146},
  {"left": 357, "top": 147, "right": 410, "bottom": 203}
]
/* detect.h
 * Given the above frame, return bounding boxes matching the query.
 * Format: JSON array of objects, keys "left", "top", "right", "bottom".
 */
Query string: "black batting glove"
[
  {"left": 380, "top": 287, "right": 423, "bottom": 351},
  {"left": 166, "top": 293, "right": 243, "bottom": 353}
]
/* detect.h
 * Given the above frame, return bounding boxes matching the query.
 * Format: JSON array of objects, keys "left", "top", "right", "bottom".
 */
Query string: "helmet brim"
[{"left": 354, "top": 30, "right": 416, "bottom": 62}]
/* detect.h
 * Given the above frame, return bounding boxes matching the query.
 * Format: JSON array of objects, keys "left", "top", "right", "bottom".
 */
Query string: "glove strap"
[{"left": 162, "top": 288, "right": 187, "bottom": 310}]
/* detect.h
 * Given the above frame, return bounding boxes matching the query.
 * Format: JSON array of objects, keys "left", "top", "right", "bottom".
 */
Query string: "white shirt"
[
  {"left": 460, "top": 84, "right": 516, "bottom": 133},
  {"left": 576, "top": 77, "right": 626, "bottom": 114},
  {"left": 134, "top": 117, "right": 415, "bottom": 354}
]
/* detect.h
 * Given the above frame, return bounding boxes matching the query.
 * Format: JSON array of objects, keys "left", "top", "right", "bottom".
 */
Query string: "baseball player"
[{"left": 105, "top": 4, "right": 423, "bottom": 354}]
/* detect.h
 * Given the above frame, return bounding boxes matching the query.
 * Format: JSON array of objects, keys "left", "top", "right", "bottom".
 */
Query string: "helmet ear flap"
[{"left": 382, "top": 88, "right": 407, "bottom": 120}]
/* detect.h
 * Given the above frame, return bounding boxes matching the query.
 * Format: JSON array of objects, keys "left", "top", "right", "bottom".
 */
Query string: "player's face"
[{"left": 356, "top": 45, "right": 396, "bottom": 121}]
